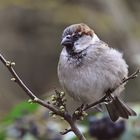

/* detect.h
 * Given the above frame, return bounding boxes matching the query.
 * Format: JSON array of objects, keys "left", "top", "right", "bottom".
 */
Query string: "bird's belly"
[{"left": 60, "top": 67, "right": 104, "bottom": 103}]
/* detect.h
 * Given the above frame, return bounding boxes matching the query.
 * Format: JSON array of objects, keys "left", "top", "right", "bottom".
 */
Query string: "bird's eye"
[{"left": 72, "top": 33, "right": 82, "bottom": 40}]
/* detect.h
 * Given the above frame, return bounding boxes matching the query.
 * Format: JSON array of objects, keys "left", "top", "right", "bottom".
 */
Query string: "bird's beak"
[{"left": 61, "top": 35, "right": 73, "bottom": 47}]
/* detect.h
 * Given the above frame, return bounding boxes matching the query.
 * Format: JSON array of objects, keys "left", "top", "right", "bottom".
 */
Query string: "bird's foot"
[{"left": 104, "top": 89, "right": 115, "bottom": 104}]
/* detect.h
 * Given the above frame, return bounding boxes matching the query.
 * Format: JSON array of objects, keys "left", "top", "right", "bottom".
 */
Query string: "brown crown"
[
  {"left": 62, "top": 23, "right": 94, "bottom": 38},
  {"left": 75, "top": 23, "right": 94, "bottom": 36}
]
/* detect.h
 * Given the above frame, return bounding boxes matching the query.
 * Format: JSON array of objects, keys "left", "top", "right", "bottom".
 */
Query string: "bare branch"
[
  {"left": 83, "top": 94, "right": 108, "bottom": 111},
  {"left": 0, "top": 53, "right": 86, "bottom": 140},
  {"left": 0, "top": 53, "right": 63, "bottom": 116},
  {"left": 60, "top": 129, "right": 72, "bottom": 135},
  {"left": 122, "top": 69, "right": 140, "bottom": 83}
]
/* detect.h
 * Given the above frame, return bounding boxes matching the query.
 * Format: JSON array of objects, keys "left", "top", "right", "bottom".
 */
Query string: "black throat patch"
[{"left": 66, "top": 46, "right": 88, "bottom": 66}]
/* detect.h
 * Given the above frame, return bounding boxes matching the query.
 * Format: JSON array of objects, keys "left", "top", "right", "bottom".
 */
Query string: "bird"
[{"left": 57, "top": 23, "right": 136, "bottom": 122}]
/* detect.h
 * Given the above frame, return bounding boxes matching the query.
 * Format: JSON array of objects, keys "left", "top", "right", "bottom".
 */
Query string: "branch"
[
  {"left": 122, "top": 69, "right": 140, "bottom": 83},
  {"left": 0, "top": 53, "right": 86, "bottom": 140},
  {"left": 0, "top": 54, "right": 63, "bottom": 116},
  {"left": 83, "top": 94, "right": 108, "bottom": 111},
  {"left": 60, "top": 129, "right": 72, "bottom": 135}
]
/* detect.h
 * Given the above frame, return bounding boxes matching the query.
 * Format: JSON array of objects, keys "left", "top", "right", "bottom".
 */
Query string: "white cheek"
[{"left": 74, "top": 36, "right": 92, "bottom": 51}]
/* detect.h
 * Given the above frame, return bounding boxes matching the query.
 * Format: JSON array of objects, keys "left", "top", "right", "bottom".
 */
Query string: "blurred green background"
[{"left": 0, "top": 0, "right": 140, "bottom": 140}]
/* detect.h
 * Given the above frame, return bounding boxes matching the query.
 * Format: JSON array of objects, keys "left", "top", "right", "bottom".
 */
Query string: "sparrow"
[{"left": 57, "top": 23, "right": 136, "bottom": 122}]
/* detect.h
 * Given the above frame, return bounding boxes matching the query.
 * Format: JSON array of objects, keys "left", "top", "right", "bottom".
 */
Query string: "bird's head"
[{"left": 61, "top": 23, "right": 99, "bottom": 54}]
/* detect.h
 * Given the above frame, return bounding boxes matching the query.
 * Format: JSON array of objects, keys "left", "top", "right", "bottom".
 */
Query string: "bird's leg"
[{"left": 104, "top": 89, "right": 115, "bottom": 104}]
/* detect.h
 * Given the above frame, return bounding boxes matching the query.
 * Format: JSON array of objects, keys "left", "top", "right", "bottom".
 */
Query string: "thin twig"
[
  {"left": 0, "top": 53, "right": 86, "bottom": 140},
  {"left": 122, "top": 69, "right": 140, "bottom": 83},
  {"left": 84, "top": 94, "right": 108, "bottom": 111},
  {"left": 60, "top": 129, "right": 72, "bottom": 135},
  {"left": 0, "top": 53, "right": 63, "bottom": 116}
]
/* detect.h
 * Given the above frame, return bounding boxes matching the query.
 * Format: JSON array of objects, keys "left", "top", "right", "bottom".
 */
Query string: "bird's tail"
[{"left": 105, "top": 96, "right": 136, "bottom": 122}]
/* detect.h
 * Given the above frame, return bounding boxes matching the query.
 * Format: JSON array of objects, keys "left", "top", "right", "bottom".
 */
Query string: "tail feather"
[
  {"left": 116, "top": 97, "right": 136, "bottom": 116},
  {"left": 105, "top": 97, "right": 136, "bottom": 122},
  {"left": 105, "top": 100, "right": 119, "bottom": 122},
  {"left": 113, "top": 97, "right": 129, "bottom": 119}
]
